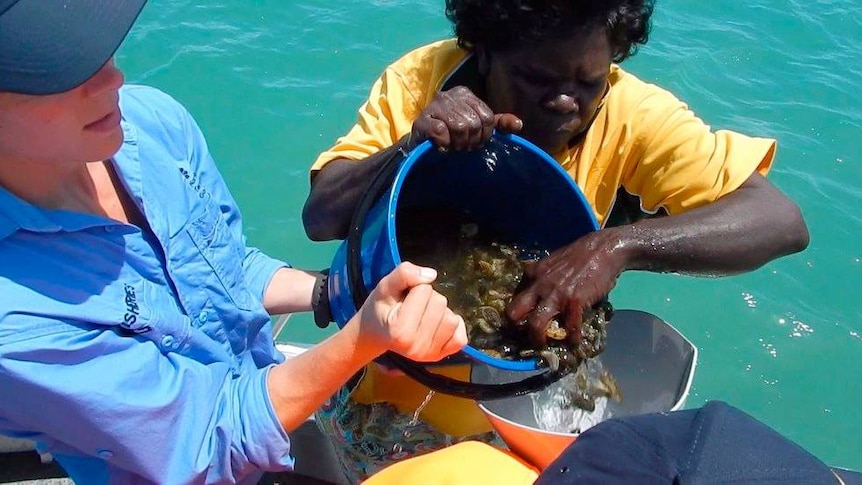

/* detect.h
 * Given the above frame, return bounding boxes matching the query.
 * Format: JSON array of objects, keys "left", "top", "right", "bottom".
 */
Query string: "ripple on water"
[{"left": 115, "top": 0, "right": 862, "bottom": 470}]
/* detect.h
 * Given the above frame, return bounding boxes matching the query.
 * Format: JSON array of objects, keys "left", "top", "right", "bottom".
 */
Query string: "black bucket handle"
[{"left": 344, "top": 140, "right": 570, "bottom": 401}]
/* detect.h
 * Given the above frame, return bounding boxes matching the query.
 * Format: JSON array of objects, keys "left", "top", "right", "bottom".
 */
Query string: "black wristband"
[{"left": 311, "top": 269, "right": 333, "bottom": 328}]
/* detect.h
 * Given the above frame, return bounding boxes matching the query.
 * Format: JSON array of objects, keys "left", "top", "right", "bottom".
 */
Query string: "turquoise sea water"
[{"left": 117, "top": 0, "right": 861, "bottom": 470}]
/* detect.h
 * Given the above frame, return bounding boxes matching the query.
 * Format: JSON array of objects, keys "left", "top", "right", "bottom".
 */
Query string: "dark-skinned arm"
[
  {"left": 303, "top": 136, "right": 412, "bottom": 241},
  {"left": 509, "top": 172, "right": 809, "bottom": 345},
  {"left": 595, "top": 84, "right": 810, "bottom": 276},
  {"left": 613, "top": 172, "right": 808, "bottom": 274}
]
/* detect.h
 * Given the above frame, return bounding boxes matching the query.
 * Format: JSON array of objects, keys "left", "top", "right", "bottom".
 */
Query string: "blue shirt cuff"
[
  {"left": 243, "top": 248, "right": 290, "bottom": 303},
  {"left": 238, "top": 366, "right": 294, "bottom": 471}
]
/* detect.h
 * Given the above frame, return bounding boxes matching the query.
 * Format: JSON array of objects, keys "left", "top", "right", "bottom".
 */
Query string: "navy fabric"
[
  {"left": 535, "top": 401, "right": 850, "bottom": 484},
  {"left": 836, "top": 469, "right": 862, "bottom": 485},
  {"left": 0, "top": 0, "right": 146, "bottom": 95}
]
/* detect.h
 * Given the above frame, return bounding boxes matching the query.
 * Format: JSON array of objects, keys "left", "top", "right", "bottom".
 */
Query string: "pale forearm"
[
  {"left": 262, "top": 267, "right": 318, "bottom": 315},
  {"left": 265, "top": 262, "right": 467, "bottom": 434},
  {"left": 265, "top": 319, "right": 379, "bottom": 433}
]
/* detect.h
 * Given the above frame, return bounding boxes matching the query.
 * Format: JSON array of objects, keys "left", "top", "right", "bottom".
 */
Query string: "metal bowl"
[{"left": 471, "top": 309, "right": 698, "bottom": 470}]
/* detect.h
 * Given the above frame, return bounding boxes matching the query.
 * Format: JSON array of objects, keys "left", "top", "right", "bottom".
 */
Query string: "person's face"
[
  {"left": 480, "top": 27, "right": 612, "bottom": 155},
  {"left": 0, "top": 59, "right": 125, "bottom": 167}
]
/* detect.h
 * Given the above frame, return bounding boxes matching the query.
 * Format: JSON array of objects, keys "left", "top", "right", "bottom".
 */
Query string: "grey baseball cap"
[{"left": 0, "top": 0, "right": 146, "bottom": 95}]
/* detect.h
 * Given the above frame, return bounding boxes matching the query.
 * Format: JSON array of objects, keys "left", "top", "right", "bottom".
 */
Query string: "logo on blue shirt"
[
  {"left": 122, "top": 284, "right": 151, "bottom": 334},
  {"left": 179, "top": 167, "right": 208, "bottom": 199}
]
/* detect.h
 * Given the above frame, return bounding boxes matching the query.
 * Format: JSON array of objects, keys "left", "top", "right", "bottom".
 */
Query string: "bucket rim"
[{"left": 384, "top": 133, "right": 601, "bottom": 371}]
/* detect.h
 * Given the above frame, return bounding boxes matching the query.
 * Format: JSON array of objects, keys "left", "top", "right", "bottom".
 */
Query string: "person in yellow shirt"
[{"left": 302, "top": 0, "right": 810, "bottom": 482}]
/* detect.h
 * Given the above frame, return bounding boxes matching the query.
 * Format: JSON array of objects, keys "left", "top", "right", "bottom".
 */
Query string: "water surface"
[{"left": 118, "top": 0, "right": 861, "bottom": 469}]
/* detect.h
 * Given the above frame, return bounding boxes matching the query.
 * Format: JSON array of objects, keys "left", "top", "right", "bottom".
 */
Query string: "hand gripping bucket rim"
[
  {"left": 388, "top": 136, "right": 599, "bottom": 371},
  {"left": 326, "top": 133, "right": 600, "bottom": 400}
]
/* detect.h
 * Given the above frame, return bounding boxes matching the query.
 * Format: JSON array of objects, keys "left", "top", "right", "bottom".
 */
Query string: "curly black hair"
[{"left": 445, "top": 0, "right": 654, "bottom": 63}]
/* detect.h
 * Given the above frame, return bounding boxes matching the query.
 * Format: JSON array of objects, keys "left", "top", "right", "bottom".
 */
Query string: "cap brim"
[{"left": 0, "top": 0, "right": 146, "bottom": 95}]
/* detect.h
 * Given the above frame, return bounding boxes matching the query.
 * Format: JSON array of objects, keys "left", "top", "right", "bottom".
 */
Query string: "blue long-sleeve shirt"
[{"left": 0, "top": 85, "right": 293, "bottom": 484}]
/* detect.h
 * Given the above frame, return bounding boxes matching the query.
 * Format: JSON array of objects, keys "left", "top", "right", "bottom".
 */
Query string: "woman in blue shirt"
[{"left": 0, "top": 1, "right": 468, "bottom": 483}]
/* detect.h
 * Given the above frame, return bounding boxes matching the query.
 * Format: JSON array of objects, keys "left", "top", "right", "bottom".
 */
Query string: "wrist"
[
  {"left": 602, "top": 225, "right": 640, "bottom": 272},
  {"left": 311, "top": 270, "right": 333, "bottom": 328},
  {"left": 341, "top": 317, "right": 386, "bottom": 364},
  {"left": 402, "top": 129, "right": 425, "bottom": 153}
]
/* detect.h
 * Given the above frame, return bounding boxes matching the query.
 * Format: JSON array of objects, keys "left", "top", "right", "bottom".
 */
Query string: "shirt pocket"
[{"left": 185, "top": 197, "right": 256, "bottom": 311}]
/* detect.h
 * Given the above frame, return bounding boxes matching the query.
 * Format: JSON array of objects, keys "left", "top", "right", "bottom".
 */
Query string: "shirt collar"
[
  {"left": 0, "top": 187, "right": 63, "bottom": 240},
  {"left": 439, "top": 52, "right": 481, "bottom": 94},
  {"left": 112, "top": 115, "right": 142, "bottom": 207}
]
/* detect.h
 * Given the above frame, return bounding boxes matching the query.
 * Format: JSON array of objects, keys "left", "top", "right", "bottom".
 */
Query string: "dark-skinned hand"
[
  {"left": 410, "top": 86, "right": 523, "bottom": 151},
  {"left": 506, "top": 230, "right": 625, "bottom": 348}
]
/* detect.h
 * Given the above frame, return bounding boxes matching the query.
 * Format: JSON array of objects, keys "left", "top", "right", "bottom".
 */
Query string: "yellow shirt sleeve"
[
  {"left": 310, "top": 66, "right": 421, "bottom": 173},
  {"left": 310, "top": 39, "right": 468, "bottom": 175},
  {"left": 619, "top": 79, "right": 776, "bottom": 215}
]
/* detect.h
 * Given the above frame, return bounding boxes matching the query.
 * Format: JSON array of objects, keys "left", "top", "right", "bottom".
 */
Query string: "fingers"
[
  {"left": 375, "top": 262, "right": 437, "bottom": 305},
  {"left": 391, "top": 283, "right": 434, "bottom": 343},
  {"left": 428, "top": 309, "right": 468, "bottom": 358},
  {"left": 564, "top": 303, "right": 585, "bottom": 348},
  {"left": 385, "top": 302, "right": 402, "bottom": 327},
  {"left": 387, "top": 285, "right": 468, "bottom": 362},
  {"left": 414, "top": 87, "right": 503, "bottom": 152},
  {"left": 410, "top": 291, "right": 448, "bottom": 355},
  {"left": 416, "top": 305, "right": 466, "bottom": 362},
  {"left": 403, "top": 290, "right": 467, "bottom": 361},
  {"left": 416, "top": 115, "right": 451, "bottom": 150},
  {"left": 506, "top": 277, "right": 555, "bottom": 347},
  {"left": 494, "top": 113, "right": 524, "bottom": 133},
  {"left": 429, "top": 106, "right": 491, "bottom": 152},
  {"left": 506, "top": 283, "right": 539, "bottom": 323},
  {"left": 462, "top": 96, "right": 496, "bottom": 149},
  {"left": 521, "top": 259, "right": 539, "bottom": 279},
  {"left": 527, "top": 302, "right": 559, "bottom": 347},
  {"left": 439, "top": 314, "right": 468, "bottom": 357}
]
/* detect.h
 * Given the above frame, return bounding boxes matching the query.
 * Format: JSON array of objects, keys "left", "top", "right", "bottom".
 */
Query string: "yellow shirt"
[
  {"left": 312, "top": 38, "right": 776, "bottom": 226},
  {"left": 312, "top": 39, "right": 777, "bottom": 436}
]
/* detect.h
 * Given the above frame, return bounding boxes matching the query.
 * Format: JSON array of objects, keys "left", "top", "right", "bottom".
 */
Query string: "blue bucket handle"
[{"left": 342, "top": 134, "right": 573, "bottom": 400}]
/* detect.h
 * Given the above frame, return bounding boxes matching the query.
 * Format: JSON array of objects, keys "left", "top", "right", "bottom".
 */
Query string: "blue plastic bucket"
[{"left": 327, "top": 133, "right": 599, "bottom": 371}]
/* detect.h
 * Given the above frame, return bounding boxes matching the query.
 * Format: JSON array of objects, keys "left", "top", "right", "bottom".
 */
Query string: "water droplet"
[
  {"left": 560, "top": 466, "right": 570, "bottom": 473},
  {"left": 408, "top": 390, "right": 436, "bottom": 427},
  {"left": 760, "top": 341, "right": 778, "bottom": 357},
  {"left": 392, "top": 390, "right": 436, "bottom": 449}
]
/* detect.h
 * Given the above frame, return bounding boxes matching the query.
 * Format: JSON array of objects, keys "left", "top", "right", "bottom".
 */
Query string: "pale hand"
[{"left": 358, "top": 262, "right": 468, "bottom": 362}]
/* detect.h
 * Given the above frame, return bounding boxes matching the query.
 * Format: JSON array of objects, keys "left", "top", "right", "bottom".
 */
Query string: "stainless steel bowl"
[{"left": 471, "top": 309, "right": 698, "bottom": 470}]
